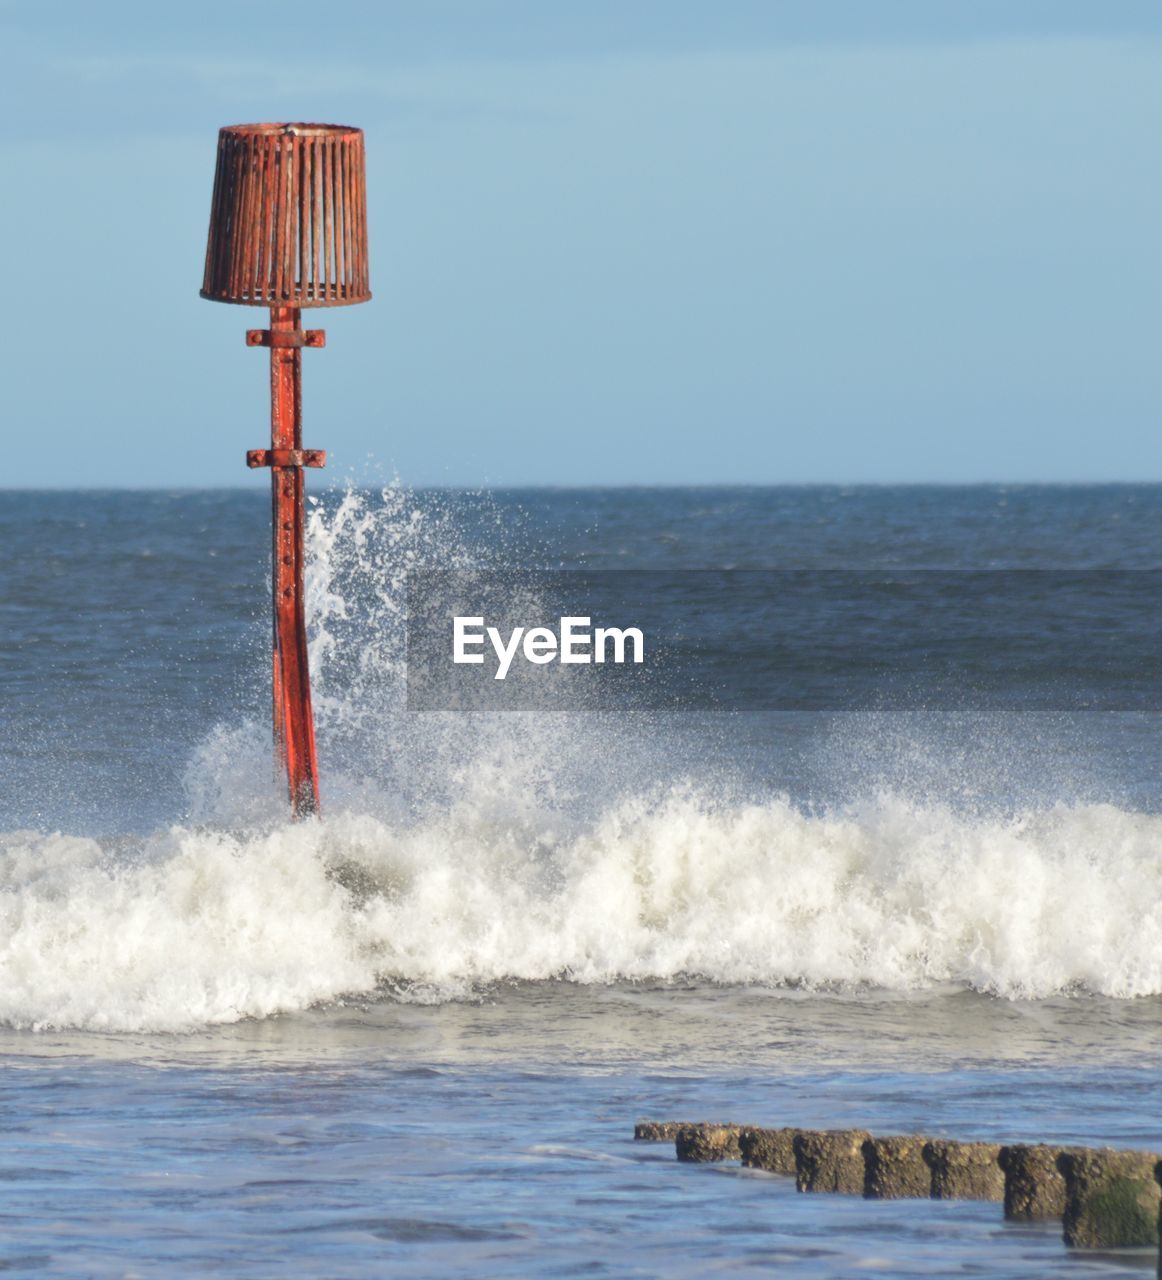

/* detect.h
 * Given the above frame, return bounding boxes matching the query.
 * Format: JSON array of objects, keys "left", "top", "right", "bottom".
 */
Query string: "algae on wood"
[{"left": 1058, "top": 1149, "right": 1160, "bottom": 1249}]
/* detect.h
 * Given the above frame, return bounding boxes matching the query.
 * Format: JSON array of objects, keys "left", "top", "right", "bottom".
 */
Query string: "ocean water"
[{"left": 2, "top": 484, "right": 1162, "bottom": 1277}]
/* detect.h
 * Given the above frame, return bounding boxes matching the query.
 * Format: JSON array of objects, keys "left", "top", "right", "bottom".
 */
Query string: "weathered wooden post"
[{"left": 200, "top": 122, "right": 371, "bottom": 817}]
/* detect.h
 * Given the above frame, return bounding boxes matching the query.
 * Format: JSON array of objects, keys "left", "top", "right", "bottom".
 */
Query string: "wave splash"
[
  {"left": 2, "top": 791, "right": 1161, "bottom": 1032},
  {"left": 6, "top": 484, "right": 1159, "bottom": 1032}
]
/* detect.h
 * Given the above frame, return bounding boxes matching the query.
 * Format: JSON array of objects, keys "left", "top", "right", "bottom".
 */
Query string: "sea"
[{"left": 1, "top": 483, "right": 1161, "bottom": 1277}]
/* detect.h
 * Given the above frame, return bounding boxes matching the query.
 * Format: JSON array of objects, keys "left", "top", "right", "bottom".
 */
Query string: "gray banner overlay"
[{"left": 405, "top": 570, "right": 1162, "bottom": 711}]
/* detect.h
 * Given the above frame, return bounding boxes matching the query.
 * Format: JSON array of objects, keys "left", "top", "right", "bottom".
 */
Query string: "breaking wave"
[
  {"left": 4, "top": 484, "right": 1159, "bottom": 1032},
  {"left": 2, "top": 793, "right": 1160, "bottom": 1032}
]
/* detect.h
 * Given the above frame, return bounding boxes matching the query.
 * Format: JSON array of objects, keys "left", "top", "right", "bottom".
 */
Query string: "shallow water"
[{"left": 3, "top": 987, "right": 1162, "bottom": 1277}]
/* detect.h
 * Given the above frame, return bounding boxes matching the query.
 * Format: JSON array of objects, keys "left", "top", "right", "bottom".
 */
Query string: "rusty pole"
[
  {"left": 200, "top": 123, "right": 371, "bottom": 818},
  {"left": 246, "top": 308, "right": 326, "bottom": 814}
]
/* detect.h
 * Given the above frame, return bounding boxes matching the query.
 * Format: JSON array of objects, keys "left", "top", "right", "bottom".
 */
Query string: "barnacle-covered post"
[{"left": 200, "top": 123, "right": 371, "bottom": 817}]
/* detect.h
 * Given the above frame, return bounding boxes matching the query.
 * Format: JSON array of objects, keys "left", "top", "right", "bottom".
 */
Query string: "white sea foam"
[
  {"left": 5, "top": 483, "right": 1158, "bottom": 1032},
  {"left": 1, "top": 793, "right": 1161, "bottom": 1032}
]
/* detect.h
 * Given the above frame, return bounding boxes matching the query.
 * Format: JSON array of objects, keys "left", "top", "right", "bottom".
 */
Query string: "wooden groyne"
[{"left": 635, "top": 1120, "right": 1162, "bottom": 1256}]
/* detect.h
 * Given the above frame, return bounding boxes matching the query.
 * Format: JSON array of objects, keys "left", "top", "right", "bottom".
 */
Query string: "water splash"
[
  {"left": 6, "top": 482, "right": 1160, "bottom": 1032},
  {"left": 2, "top": 791, "right": 1162, "bottom": 1032}
]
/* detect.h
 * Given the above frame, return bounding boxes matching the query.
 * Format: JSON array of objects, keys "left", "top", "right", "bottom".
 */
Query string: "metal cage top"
[{"left": 201, "top": 123, "right": 371, "bottom": 308}]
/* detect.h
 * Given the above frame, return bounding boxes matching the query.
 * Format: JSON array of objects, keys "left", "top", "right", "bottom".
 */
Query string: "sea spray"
[
  {"left": 7, "top": 484, "right": 1162, "bottom": 1033},
  {"left": 296, "top": 481, "right": 721, "bottom": 824}
]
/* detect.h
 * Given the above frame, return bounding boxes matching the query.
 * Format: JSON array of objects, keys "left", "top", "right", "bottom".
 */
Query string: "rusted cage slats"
[
  {"left": 302, "top": 141, "right": 310, "bottom": 295},
  {"left": 276, "top": 137, "right": 287, "bottom": 286},
  {"left": 325, "top": 139, "right": 332, "bottom": 296},
  {"left": 312, "top": 137, "right": 323, "bottom": 297},
  {"left": 239, "top": 137, "right": 259, "bottom": 298},
  {"left": 257, "top": 138, "right": 274, "bottom": 297},
  {"left": 201, "top": 123, "right": 371, "bottom": 307},
  {"left": 283, "top": 134, "right": 296, "bottom": 296},
  {"left": 273, "top": 135, "right": 288, "bottom": 299},
  {"left": 343, "top": 144, "right": 354, "bottom": 298},
  {"left": 333, "top": 142, "right": 343, "bottom": 288},
  {"left": 357, "top": 153, "right": 370, "bottom": 295}
]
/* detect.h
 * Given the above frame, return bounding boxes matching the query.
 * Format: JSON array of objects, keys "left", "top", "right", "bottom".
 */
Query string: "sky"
[{"left": 0, "top": 1, "right": 1158, "bottom": 487}]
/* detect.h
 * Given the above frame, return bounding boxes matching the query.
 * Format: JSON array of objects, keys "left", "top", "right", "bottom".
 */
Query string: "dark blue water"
[{"left": 4, "top": 485, "right": 1160, "bottom": 831}]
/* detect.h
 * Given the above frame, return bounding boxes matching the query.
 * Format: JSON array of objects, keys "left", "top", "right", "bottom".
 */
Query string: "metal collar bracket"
[
  {"left": 246, "top": 329, "right": 326, "bottom": 349},
  {"left": 246, "top": 448, "right": 327, "bottom": 468}
]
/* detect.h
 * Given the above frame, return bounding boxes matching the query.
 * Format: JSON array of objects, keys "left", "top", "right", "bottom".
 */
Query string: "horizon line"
[{"left": 2, "top": 479, "right": 1160, "bottom": 494}]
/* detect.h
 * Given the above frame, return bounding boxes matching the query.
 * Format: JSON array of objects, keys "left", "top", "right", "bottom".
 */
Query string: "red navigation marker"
[{"left": 200, "top": 123, "right": 372, "bottom": 818}]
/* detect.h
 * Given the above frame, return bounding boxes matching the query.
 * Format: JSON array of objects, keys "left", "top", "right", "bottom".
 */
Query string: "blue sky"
[{"left": 0, "top": 1, "right": 1158, "bottom": 486}]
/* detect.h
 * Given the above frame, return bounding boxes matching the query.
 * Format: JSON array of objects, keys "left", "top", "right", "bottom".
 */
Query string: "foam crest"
[
  {"left": 9, "top": 484, "right": 1155, "bottom": 1032},
  {"left": 0, "top": 826, "right": 375, "bottom": 1032},
  {"left": 1, "top": 793, "right": 1160, "bottom": 1032}
]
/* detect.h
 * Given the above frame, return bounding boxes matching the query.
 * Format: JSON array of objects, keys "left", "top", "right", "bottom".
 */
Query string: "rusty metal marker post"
[{"left": 200, "top": 123, "right": 371, "bottom": 818}]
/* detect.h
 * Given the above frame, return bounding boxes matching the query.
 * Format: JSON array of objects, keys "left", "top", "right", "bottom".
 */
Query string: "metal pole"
[
  {"left": 201, "top": 121, "right": 370, "bottom": 819},
  {"left": 245, "top": 309, "right": 327, "bottom": 817}
]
